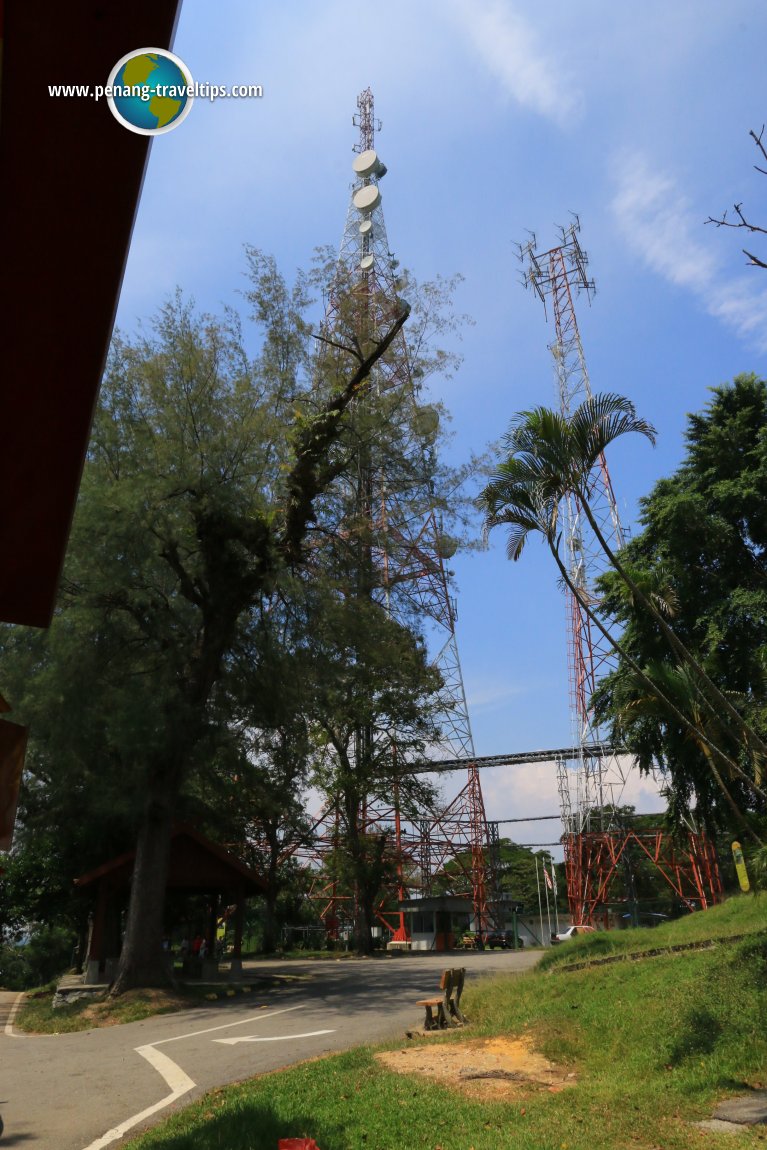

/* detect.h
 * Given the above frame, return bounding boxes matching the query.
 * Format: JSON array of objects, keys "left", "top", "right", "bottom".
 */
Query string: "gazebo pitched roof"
[{"left": 74, "top": 824, "right": 267, "bottom": 896}]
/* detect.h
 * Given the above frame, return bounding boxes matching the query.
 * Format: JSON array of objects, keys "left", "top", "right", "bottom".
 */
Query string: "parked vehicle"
[
  {"left": 483, "top": 930, "right": 523, "bottom": 950},
  {"left": 550, "top": 924, "right": 595, "bottom": 944},
  {"left": 460, "top": 930, "right": 523, "bottom": 950}
]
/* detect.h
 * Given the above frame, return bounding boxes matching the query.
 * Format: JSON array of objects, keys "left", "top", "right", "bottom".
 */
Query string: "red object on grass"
[{"left": 278, "top": 1141, "right": 320, "bottom": 1149}]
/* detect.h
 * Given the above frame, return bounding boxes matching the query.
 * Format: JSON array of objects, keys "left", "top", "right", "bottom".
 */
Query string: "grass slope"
[
  {"left": 538, "top": 892, "right": 767, "bottom": 972},
  {"left": 123, "top": 896, "right": 767, "bottom": 1150}
]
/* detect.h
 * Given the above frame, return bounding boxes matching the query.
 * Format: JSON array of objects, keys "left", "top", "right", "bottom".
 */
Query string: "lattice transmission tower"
[
  {"left": 520, "top": 220, "right": 722, "bottom": 924},
  {"left": 305, "top": 89, "right": 500, "bottom": 943},
  {"left": 520, "top": 221, "right": 630, "bottom": 829}
]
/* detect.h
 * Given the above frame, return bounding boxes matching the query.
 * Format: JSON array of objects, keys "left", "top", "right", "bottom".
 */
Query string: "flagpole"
[
  {"left": 549, "top": 854, "right": 560, "bottom": 934},
  {"left": 535, "top": 857, "right": 545, "bottom": 947},
  {"left": 542, "top": 859, "right": 552, "bottom": 943}
]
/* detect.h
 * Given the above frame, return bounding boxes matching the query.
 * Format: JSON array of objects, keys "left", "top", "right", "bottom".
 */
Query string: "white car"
[{"left": 550, "top": 924, "right": 596, "bottom": 945}]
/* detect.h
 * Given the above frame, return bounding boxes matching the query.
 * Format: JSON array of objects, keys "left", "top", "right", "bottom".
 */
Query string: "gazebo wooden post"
[
  {"left": 85, "top": 878, "right": 109, "bottom": 983},
  {"left": 229, "top": 886, "right": 245, "bottom": 981},
  {"left": 206, "top": 894, "right": 219, "bottom": 965}
]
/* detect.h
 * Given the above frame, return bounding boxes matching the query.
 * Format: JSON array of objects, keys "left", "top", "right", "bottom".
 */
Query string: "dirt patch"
[{"left": 376, "top": 1035, "right": 576, "bottom": 1099}]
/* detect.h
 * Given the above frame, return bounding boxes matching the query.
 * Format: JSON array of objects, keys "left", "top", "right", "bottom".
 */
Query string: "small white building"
[{"left": 394, "top": 895, "right": 526, "bottom": 951}]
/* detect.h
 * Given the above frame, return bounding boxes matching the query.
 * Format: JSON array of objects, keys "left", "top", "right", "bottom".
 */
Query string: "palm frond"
[{"left": 569, "top": 394, "right": 657, "bottom": 474}]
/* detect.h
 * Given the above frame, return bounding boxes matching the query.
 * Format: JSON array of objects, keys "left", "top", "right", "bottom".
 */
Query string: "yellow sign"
[{"left": 732, "top": 841, "right": 750, "bottom": 893}]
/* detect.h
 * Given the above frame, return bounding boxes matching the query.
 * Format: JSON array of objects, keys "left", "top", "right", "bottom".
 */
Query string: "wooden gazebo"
[{"left": 75, "top": 824, "right": 267, "bottom": 983}]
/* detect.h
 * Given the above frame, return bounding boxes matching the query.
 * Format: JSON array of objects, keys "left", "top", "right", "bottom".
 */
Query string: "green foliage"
[
  {"left": 479, "top": 392, "right": 656, "bottom": 562},
  {"left": 751, "top": 844, "right": 767, "bottom": 891},
  {"left": 0, "top": 250, "right": 472, "bottom": 985},
  {"left": 594, "top": 375, "right": 767, "bottom": 829},
  {"left": 481, "top": 382, "right": 767, "bottom": 837},
  {"left": 0, "top": 925, "right": 75, "bottom": 990},
  {"left": 433, "top": 838, "right": 560, "bottom": 917}
]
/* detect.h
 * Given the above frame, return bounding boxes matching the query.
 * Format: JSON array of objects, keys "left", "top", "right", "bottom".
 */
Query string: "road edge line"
[
  {"left": 81, "top": 1045, "right": 196, "bottom": 1150},
  {"left": 80, "top": 1004, "right": 306, "bottom": 1149},
  {"left": 4, "top": 993, "right": 26, "bottom": 1037}
]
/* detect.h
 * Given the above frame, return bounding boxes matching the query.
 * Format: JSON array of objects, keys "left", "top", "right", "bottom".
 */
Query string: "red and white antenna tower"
[
  {"left": 308, "top": 89, "right": 499, "bottom": 941},
  {"left": 521, "top": 220, "right": 722, "bottom": 923},
  {"left": 520, "top": 221, "right": 629, "bottom": 831}
]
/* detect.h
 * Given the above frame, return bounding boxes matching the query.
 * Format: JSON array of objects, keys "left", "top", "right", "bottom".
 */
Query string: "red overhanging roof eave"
[{"left": 0, "top": 2, "right": 182, "bottom": 628}]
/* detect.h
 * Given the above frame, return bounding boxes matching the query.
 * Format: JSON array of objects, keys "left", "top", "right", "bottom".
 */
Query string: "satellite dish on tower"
[
  {"left": 359, "top": 219, "right": 373, "bottom": 236},
  {"left": 360, "top": 254, "right": 375, "bottom": 272},
  {"left": 353, "top": 149, "right": 386, "bottom": 179},
  {"left": 353, "top": 184, "right": 381, "bottom": 215}
]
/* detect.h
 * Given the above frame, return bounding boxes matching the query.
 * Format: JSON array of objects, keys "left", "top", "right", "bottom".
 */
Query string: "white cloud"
[
  {"left": 446, "top": 0, "right": 582, "bottom": 126},
  {"left": 478, "top": 755, "right": 665, "bottom": 831},
  {"left": 707, "top": 279, "right": 767, "bottom": 345},
  {"left": 466, "top": 679, "right": 528, "bottom": 713},
  {"left": 610, "top": 150, "right": 767, "bottom": 350}
]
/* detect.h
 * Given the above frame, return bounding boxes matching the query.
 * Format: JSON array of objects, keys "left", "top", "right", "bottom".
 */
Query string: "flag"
[{"left": 543, "top": 864, "right": 553, "bottom": 891}]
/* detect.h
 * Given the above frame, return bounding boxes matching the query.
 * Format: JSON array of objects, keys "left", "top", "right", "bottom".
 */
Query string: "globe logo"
[{"left": 107, "top": 49, "right": 194, "bottom": 136}]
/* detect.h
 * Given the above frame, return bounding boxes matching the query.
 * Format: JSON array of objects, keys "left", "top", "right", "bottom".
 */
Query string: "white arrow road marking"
[
  {"left": 214, "top": 1029, "right": 335, "bottom": 1045},
  {"left": 80, "top": 1005, "right": 306, "bottom": 1150},
  {"left": 151, "top": 1004, "right": 305, "bottom": 1045}
]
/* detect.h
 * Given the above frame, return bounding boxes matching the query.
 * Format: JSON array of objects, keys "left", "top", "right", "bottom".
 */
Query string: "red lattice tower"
[
  {"left": 521, "top": 220, "right": 722, "bottom": 924},
  {"left": 304, "top": 89, "right": 499, "bottom": 942},
  {"left": 572, "top": 829, "right": 723, "bottom": 924}
]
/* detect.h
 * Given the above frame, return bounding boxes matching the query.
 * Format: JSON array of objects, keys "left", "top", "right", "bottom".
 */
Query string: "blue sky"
[{"left": 115, "top": 1, "right": 767, "bottom": 843}]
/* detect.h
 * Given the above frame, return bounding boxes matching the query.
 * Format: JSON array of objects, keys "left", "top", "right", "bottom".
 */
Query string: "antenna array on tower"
[{"left": 300, "top": 89, "right": 502, "bottom": 944}]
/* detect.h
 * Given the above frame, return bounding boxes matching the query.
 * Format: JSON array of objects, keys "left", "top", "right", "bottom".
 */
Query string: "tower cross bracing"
[
  {"left": 304, "top": 89, "right": 501, "bottom": 941},
  {"left": 521, "top": 219, "right": 722, "bottom": 923}
]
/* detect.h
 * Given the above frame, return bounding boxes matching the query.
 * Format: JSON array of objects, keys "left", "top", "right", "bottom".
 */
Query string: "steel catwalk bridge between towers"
[{"left": 414, "top": 744, "right": 624, "bottom": 774}]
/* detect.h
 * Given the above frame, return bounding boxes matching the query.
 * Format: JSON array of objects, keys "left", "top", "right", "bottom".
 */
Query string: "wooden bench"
[{"left": 415, "top": 967, "right": 467, "bottom": 1031}]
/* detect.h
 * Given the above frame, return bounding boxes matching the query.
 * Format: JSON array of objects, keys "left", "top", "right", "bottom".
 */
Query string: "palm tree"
[{"left": 479, "top": 393, "right": 766, "bottom": 832}]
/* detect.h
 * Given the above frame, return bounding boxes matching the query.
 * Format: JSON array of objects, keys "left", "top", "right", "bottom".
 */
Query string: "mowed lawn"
[{"left": 126, "top": 896, "right": 767, "bottom": 1150}]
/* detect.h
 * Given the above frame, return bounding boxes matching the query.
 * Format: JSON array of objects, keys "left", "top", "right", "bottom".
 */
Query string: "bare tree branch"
[
  {"left": 706, "top": 127, "right": 767, "bottom": 268},
  {"left": 280, "top": 301, "right": 411, "bottom": 564},
  {"left": 743, "top": 248, "right": 767, "bottom": 270},
  {"left": 750, "top": 124, "right": 767, "bottom": 171},
  {"left": 312, "top": 331, "right": 363, "bottom": 363}
]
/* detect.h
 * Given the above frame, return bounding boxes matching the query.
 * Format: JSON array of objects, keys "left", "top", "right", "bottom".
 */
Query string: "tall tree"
[
  {"left": 593, "top": 375, "right": 767, "bottom": 833},
  {"left": 0, "top": 262, "right": 410, "bottom": 992},
  {"left": 305, "top": 589, "right": 442, "bottom": 954},
  {"left": 289, "top": 261, "right": 474, "bottom": 954},
  {"left": 478, "top": 391, "right": 766, "bottom": 836}
]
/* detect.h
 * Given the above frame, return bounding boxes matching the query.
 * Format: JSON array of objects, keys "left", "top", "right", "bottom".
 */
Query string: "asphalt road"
[{"left": 0, "top": 949, "right": 539, "bottom": 1150}]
